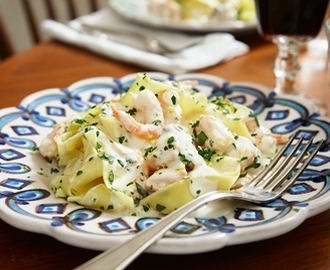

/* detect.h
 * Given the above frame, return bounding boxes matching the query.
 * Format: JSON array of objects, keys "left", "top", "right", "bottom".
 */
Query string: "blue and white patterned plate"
[{"left": 0, "top": 72, "right": 329, "bottom": 254}]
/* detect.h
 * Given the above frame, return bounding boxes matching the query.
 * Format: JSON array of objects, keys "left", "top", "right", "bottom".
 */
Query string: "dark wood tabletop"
[{"left": 0, "top": 33, "right": 329, "bottom": 270}]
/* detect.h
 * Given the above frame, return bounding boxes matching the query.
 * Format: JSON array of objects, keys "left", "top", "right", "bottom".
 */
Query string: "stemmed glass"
[{"left": 253, "top": 0, "right": 329, "bottom": 95}]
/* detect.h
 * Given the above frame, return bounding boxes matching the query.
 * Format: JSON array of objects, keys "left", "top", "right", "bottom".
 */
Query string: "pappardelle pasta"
[{"left": 39, "top": 74, "right": 286, "bottom": 216}]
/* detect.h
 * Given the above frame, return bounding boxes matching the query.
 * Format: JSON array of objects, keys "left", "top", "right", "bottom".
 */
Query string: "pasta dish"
[{"left": 39, "top": 74, "right": 285, "bottom": 216}]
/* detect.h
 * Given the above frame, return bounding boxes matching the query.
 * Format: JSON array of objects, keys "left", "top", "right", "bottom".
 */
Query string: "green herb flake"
[
  {"left": 156, "top": 204, "right": 166, "bottom": 212},
  {"left": 98, "top": 152, "right": 114, "bottom": 164},
  {"left": 197, "top": 131, "right": 208, "bottom": 145},
  {"left": 239, "top": 156, "right": 248, "bottom": 162},
  {"left": 197, "top": 147, "right": 215, "bottom": 161},
  {"left": 117, "top": 159, "right": 125, "bottom": 167},
  {"left": 143, "top": 205, "right": 150, "bottom": 212},
  {"left": 135, "top": 182, "right": 148, "bottom": 198},
  {"left": 44, "top": 156, "right": 53, "bottom": 164},
  {"left": 152, "top": 119, "right": 162, "bottom": 126},
  {"left": 171, "top": 95, "right": 177, "bottom": 105},
  {"left": 107, "top": 205, "right": 114, "bottom": 210},
  {"left": 254, "top": 116, "right": 260, "bottom": 127},
  {"left": 50, "top": 168, "right": 60, "bottom": 174},
  {"left": 96, "top": 142, "right": 102, "bottom": 149},
  {"left": 108, "top": 170, "right": 115, "bottom": 184},
  {"left": 191, "top": 120, "right": 200, "bottom": 138},
  {"left": 76, "top": 170, "right": 83, "bottom": 176},
  {"left": 118, "top": 135, "right": 126, "bottom": 144},
  {"left": 72, "top": 118, "right": 86, "bottom": 125},
  {"left": 30, "top": 146, "right": 39, "bottom": 152},
  {"left": 144, "top": 146, "right": 157, "bottom": 157},
  {"left": 167, "top": 136, "right": 175, "bottom": 144},
  {"left": 245, "top": 158, "right": 261, "bottom": 170},
  {"left": 127, "top": 108, "right": 137, "bottom": 116}
]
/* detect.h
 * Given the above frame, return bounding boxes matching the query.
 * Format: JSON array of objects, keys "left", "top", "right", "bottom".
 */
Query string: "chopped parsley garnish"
[
  {"left": 156, "top": 204, "right": 166, "bottom": 212},
  {"left": 164, "top": 136, "right": 176, "bottom": 151},
  {"left": 171, "top": 95, "right": 177, "bottom": 105},
  {"left": 96, "top": 142, "right": 102, "bottom": 149},
  {"left": 191, "top": 120, "right": 200, "bottom": 138},
  {"left": 197, "top": 131, "right": 208, "bottom": 145},
  {"left": 239, "top": 156, "right": 248, "bottom": 162},
  {"left": 50, "top": 168, "right": 60, "bottom": 174},
  {"left": 72, "top": 118, "right": 86, "bottom": 125},
  {"left": 144, "top": 146, "right": 157, "bottom": 157},
  {"left": 117, "top": 159, "right": 125, "bottom": 167},
  {"left": 127, "top": 108, "right": 137, "bottom": 115},
  {"left": 245, "top": 157, "right": 261, "bottom": 170},
  {"left": 118, "top": 135, "right": 126, "bottom": 144},
  {"left": 197, "top": 147, "right": 215, "bottom": 161},
  {"left": 108, "top": 170, "right": 115, "bottom": 184},
  {"left": 152, "top": 119, "right": 162, "bottom": 126},
  {"left": 30, "top": 146, "right": 39, "bottom": 152},
  {"left": 178, "top": 153, "right": 194, "bottom": 171},
  {"left": 135, "top": 182, "right": 148, "bottom": 198},
  {"left": 107, "top": 205, "right": 114, "bottom": 210},
  {"left": 143, "top": 205, "right": 150, "bottom": 212},
  {"left": 254, "top": 116, "right": 260, "bottom": 127},
  {"left": 44, "top": 156, "right": 53, "bottom": 164},
  {"left": 98, "top": 152, "right": 114, "bottom": 164},
  {"left": 167, "top": 136, "right": 175, "bottom": 144}
]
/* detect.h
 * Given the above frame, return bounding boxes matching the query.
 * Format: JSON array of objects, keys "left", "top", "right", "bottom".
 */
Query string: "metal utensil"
[
  {"left": 74, "top": 135, "right": 323, "bottom": 270},
  {"left": 77, "top": 23, "right": 178, "bottom": 54}
]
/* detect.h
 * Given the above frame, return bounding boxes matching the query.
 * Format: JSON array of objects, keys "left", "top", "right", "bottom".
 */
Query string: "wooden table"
[{"left": 0, "top": 34, "right": 329, "bottom": 270}]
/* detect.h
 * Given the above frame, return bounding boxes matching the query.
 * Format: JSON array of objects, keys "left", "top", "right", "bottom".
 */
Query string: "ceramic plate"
[
  {"left": 108, "top": 0, "right": 257, "bottom": 33},
  {"left": 0, "top": 72, "right": 329, "bottom": 254}
]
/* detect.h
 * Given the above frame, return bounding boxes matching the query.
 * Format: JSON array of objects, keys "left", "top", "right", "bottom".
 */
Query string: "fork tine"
[
  {"left": 264, "top": 137, "right": 314, "bottom": 190},
  {"left": 274, "top": 139, "right": 324, "bottom": 194},
  {"left": 247, "top": 134, "right": 300, "bottom": 188}
]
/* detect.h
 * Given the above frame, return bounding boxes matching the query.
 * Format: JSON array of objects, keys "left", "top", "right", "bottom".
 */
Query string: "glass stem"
[{"left": 272, "top": 36, "right": 302, "bottom": 94}]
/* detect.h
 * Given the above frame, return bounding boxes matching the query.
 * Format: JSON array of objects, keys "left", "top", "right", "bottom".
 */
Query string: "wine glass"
[{"left": 253, "top": 0, "right": 329, "bottom": 95}]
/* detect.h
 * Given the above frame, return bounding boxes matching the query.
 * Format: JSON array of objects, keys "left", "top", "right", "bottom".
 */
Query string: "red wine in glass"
[{"left": 254, "top": 0, "right": 329, "bottom": 94}]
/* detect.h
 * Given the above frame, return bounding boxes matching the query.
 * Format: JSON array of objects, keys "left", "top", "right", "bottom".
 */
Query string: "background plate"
[{"left": 109, "top": 0, "right": 257, "bottom": 33}]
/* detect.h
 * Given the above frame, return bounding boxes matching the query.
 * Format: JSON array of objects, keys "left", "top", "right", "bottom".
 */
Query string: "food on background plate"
[
  {"left": 39, "top": 74, "right": 286, "bottom": 216},
  {"left": 148, "top": 0, "right": 256, "bottom": 24}
]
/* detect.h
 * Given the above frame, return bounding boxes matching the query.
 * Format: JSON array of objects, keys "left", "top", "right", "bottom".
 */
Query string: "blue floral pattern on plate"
[{"left": 0, "top": 72, "right": 329, "bottom": 254}]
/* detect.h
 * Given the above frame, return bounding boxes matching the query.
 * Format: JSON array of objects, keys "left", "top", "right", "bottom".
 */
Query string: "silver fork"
[
  {"left": 74, "top": 134, "right": 323, "bottom": 270},
  {"left": 77, "top": 23, "right": 177, "bottom": 55}
]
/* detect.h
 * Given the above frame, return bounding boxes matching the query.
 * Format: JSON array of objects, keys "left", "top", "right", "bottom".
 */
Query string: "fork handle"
[{"left": 74, "top": 191, "right": 232, "bottom": 270}]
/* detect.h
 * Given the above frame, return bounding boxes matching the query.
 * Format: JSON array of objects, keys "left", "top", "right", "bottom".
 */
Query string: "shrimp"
[
  {"left": 39, "top": 123, "right": 66, "bottom": 158},
  {"left": 145, "top": 166, "right": 187, "bottom": 192},
  {"left": 195, "top": 115, "right": 235, "bottom": 153},
  {"left": 194, "top": 115, "right": 261, "bottom": 172},
  {"left": 245, "top": 117, "right": 288, "bottom": 145},
  {"left": 144, "top": 123, "right": 204, "bottom": 192},
  {"left": 225, "top": 135, "right": 262, "bottom": 172},
  {"left": 158, "top": 87, "right": 182, "bottom": 124},
  {"left": 111, "top": 89, "right": 164, "bottom": 140}
]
